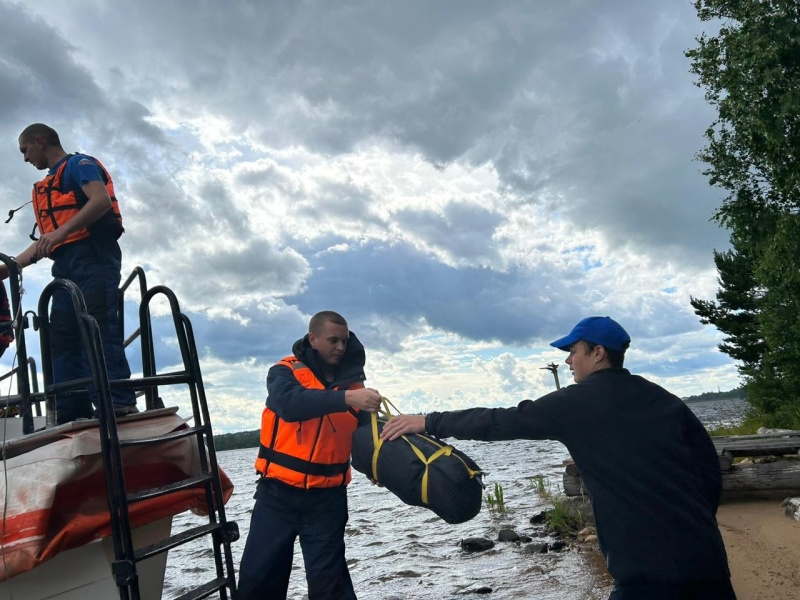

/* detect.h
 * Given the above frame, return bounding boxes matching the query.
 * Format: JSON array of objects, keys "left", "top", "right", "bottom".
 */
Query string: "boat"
[{"left": 0, "top": 255, "right": 238, "bottom": 600}]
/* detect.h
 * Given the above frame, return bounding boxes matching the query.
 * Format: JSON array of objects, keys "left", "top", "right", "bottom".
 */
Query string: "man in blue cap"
[{"left": 382, "top": 316, "right": 735, "bottom": 600}]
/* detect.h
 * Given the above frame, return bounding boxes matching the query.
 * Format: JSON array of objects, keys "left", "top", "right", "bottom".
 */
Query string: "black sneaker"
[
  {"left": 93, "top": 405, "right": 140, "bottom": 419},
  {"left": 114, "top": 405, "right": 140, "bottom": 417}
]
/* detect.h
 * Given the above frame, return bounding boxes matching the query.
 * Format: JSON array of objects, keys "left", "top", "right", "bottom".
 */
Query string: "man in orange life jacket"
[
  {"left": 1, "top": 123, "right": 136, "bottom": 423},
  {"left": 237, "top": 311, "right": 382, "bottom": 600}
]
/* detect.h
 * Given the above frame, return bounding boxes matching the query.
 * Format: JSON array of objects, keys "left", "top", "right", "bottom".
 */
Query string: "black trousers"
[
  {"left": 609, "top": 578, "right": 737, "bottom": 600},
  {"left": 237, "top": 478, "right": 356, "bottom": 600},
  {"left": 50, "top": 240, "right": 135, "bottom": 423}
]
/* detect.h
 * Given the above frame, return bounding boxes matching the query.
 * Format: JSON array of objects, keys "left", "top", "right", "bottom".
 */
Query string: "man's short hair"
[
  {"left": 584, "top": 341, "right": 627, "bottom": 368},
  {"left": 19, "top": 123, "right": 61, "bottom": 147},
  {"left": 309, "top": 310, "right": 348, "bottom": 334}
]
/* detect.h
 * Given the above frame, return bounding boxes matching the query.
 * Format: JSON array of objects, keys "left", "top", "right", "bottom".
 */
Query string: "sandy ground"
[{"left": 717, "top": 499, "right": 800, "bottom": 600}]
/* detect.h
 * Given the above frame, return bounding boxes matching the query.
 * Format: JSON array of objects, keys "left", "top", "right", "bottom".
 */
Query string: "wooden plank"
[
  {"left": 711, "top": 430, "right": 800, "bottom": 442},
  {"left": 712, "top": 435, "right": 800, "bottom": 457},
  {"left": 562, "top": 460, "right": 800, "bottom": 498}
]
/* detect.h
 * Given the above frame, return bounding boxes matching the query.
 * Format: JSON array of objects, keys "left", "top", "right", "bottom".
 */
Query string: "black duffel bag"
[{"left": 351, "top": 413, "right": 484, "bottom": 524}]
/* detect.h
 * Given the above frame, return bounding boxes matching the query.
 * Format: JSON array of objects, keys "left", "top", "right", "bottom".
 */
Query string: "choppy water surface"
[{"left": 164, "top": 397, "right": 747, "bottom": 599}]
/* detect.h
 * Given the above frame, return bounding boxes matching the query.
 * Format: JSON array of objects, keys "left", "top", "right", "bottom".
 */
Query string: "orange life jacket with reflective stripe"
[
  {"left": 255, "top": 356, "right": 362, "bottom": 489},
  {"left": 32, "top": 154, "right": 123, "bottom": 251}
]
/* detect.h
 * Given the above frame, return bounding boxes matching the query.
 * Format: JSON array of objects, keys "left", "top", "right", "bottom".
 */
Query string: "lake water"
[{"left": 164, "top": 397, "right": 749, "bottom": 599}]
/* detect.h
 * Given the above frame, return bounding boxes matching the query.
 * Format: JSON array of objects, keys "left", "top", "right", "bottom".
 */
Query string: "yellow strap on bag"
[
  {"left": 400, "top": 441, "right": 452, "bottom": 504},
  {"left": 370, "top": 397, "right": 395, "bottom": 481},
  {"left": 370, "top": 397, "right": 460, "bottom": 505},
  {"left": 370, "top": 412, "right": 383, "bottom": 481}
]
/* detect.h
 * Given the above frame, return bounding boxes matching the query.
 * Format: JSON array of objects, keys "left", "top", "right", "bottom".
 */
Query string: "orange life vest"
[
  {"left": 32, "top": 154, "right": 123, "bottom": 251},
  {"left": 255, "top": 356, "right": 362, "bottom": 489}
]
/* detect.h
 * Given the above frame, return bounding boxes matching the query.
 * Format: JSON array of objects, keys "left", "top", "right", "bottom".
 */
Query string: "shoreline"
[
  {"left": 716, "top": 499, "right": 800, "bottom": 599},
  {"left": 561, "top": 496, "right": 800, "bottom": 599}
]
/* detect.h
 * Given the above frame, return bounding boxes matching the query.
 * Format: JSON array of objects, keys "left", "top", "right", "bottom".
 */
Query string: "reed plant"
[
  {"left": 485, "top": 481, "right": 507, "bottom": 513},
  {"left": 529, "top": 475, "right": 588, "bottom": 534}
]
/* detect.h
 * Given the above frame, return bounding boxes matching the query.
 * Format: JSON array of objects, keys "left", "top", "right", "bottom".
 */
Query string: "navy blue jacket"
[{"left": 426, "top": 368, "right": 730, "bottom": 585}]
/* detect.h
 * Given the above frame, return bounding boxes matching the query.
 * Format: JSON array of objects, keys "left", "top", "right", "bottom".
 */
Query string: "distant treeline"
[
  {"left": 215, "top": 429, "right": 260, "bottom": 451},
  {"left": 682, "top": 386, "right": 746, "bottom": 403}
]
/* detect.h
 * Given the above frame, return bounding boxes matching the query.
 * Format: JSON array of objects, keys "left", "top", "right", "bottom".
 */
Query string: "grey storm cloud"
[
  {"left": 286, "top": 239, "right": 588, "bottom": 348},
  {"left": 2, "top": 0, "right": 727, "bottom": 264}
]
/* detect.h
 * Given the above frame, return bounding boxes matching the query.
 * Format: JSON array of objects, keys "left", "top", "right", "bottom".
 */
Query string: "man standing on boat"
[
  {"left": 2, "top": 123, "right": 137, "bottom": 424},
  {"left": 237, "top": 310, "right": 382, "bottom": 600},
  {"left": 381, "top": 316, "right": 736, "bottom": 600}
]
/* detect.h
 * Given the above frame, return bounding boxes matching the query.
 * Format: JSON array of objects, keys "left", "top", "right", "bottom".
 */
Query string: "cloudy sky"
[{"left": 0, "top": 0, "right": 739, "bottom": 433}]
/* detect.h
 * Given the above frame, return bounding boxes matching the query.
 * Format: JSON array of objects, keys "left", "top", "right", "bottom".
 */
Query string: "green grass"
[
  {"left": 485, "top": 481, "right": 507, "bottom": 513},
  {"left": 529, "top": 475, "right": 588, "bottom": 535},
  {"left": 707, "top": 415, "right": 764, "bottom": 437}
]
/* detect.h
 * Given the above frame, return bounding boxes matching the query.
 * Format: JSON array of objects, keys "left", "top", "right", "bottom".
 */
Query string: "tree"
[
  {"left": 687, "top": 0, "right": 800, "bottom": 427},
  {"left": 689, "top": 233, "right": 764, "bottom": 370},
  {"left": 688, "top": 1, "right": 800, "bottom": 221}
]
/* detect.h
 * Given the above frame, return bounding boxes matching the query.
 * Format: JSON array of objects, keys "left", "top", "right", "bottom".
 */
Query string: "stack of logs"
[{"left": 563, "top": 430, "right": 800, "bottom": 501}]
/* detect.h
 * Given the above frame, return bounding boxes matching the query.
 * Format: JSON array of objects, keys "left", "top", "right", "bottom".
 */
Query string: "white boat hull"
[
  {"left": 0, "top": 409, "right": 234, "bottom": 597},
  {"left": 0, "top": 516, "right": 171, "bottom": 600}
]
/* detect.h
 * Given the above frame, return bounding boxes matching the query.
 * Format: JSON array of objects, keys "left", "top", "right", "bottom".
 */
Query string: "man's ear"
[
  {"left": 594, "top": 345, "right": 607, "bottom": 363},
  {"left": 307, "top": 332, "right": 317, "bottom": 348}
]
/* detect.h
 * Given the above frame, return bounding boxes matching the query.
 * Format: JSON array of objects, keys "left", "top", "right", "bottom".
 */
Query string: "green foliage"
[
  {"left": 707, "top": 414, "right": 764, "bottom": 436},
  {"left": 529, "top": 476, "right": 588, "bottom": 535},
  {"left": 687, "top": 0, "right": 800, "bottom": 219},
  {"left": 689, "top": 231, "right": 766, "bottom": 371},
  {"left": 213, "top": 429, "right": 260, "bottom": 451},
  {"left": 546, "top": 496, "right": 588, "bottom": 534},
  {"left": 529, "top": 475, "right": 547, "bottom": 497},
  {"left": 687, "top": 1, "right": 800, "bottom": 430},
  {"left": 485, "top": 482, "right": 507, "bottom": 513}
]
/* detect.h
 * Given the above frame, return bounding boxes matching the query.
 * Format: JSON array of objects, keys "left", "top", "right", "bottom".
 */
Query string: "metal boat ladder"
[{"left": 2, "top": 255, "right": 238, "bottom": 600}]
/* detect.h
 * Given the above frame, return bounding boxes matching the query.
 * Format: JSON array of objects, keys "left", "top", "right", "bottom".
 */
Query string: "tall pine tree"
[{"left": 687, "top": 0, "right": 800, "bottom": 427}]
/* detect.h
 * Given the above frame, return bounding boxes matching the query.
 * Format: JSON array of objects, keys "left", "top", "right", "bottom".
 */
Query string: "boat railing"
[
  {"left": 0, "top": 256, "right": 238, "bottom": 599},
  {"left": 0, "top": 253, "right": 40, "bottom": 434}
]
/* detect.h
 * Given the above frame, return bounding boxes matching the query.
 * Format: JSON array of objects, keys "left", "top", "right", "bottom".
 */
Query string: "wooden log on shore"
[
  {"left": 563, "top": 459, "right": 800, "bottom": 500},
  {"left": 563, "top": 432, "right": 800, "bottom": 500},
  {"left": 722, "top": 461, "right": 800, "bottom": 493}
]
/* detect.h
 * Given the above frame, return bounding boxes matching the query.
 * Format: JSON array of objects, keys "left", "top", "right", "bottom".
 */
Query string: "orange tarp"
[{"left": 0, "top": 413, "right": 233, "bottom": 582}]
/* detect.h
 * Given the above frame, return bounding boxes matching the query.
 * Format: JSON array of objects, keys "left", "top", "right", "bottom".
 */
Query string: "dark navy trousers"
[
  {"left": 237, "top": 478, "right": 356, "bottom": 600},
  {"left": 50, "top": 239, "right": 135, "bottom": 423},
  {"left": 609, "top": 578, "right": 737, "bottom": 599}
]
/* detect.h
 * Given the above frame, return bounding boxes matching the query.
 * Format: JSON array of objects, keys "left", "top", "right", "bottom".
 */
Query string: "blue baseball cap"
[{"left": 550, "top": 316, "right": 631, "bottom": 352}]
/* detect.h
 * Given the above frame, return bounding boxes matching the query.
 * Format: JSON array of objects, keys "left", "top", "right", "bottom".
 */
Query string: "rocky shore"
[
  {"left": 455, "top": 497, "right": 611, "bottom": 596},
  {"left": 464, "top": 496, "right": 800, "bottom": 599}
]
